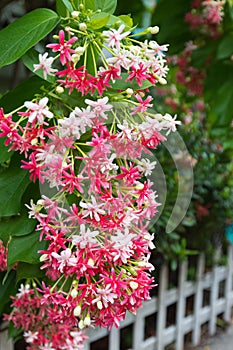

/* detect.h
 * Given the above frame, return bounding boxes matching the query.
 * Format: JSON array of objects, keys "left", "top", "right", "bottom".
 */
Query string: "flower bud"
[
  {"left": 130, "top": 281, "right": 139, "bottom": 290},
  {"left": 71, "top": 11, "right": 80, "bottom": 18},
  {"left": 79, "top": 23, "right": 87, "bottom": 31},
  {"left": 158, "top": 77, "right": 167, "bottom": 85},
  {"left": 73, "top": 305, "right": 81, "bottom": 316},
  {"left": 79, "top": 4, "right": 84, "bottom": 10},
  {"left": 148, "top": 26, "right": 160, "bottom": 35},
  {"left": 56, "top": 86, "right": 64, "bottom": 94},
  {"left": 78, "top": 319, "right": 84, "bottom": 329},
  {"left": 125, "top": 88, "right": 134, "bottom": 96},
  {"left": 97, "top": 300, "right": 103, "bottom": 310},
  {"left": 71, "top": 289, "right": 78, "bottom": 298},
  {"left": 87, "top": 258, "right": 95, "bottom": 266},
  {"left": 39, "top": 254, "right": 48, "bottom": 262},
  {"left": 75, "top": 47, "right": 85, "bottom": 55},
  {"left": 83, "top": 314, "right": 91, "bottom": 326}
]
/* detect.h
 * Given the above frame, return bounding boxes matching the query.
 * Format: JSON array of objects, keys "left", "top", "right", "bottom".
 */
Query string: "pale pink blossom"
[
  {"left": 103, "top": 24, "right": 130, "bottom": 51},
  {"left": 33, "top": 52, "right": 57, "bottom": 79},
  {"left": 24, "top": 97, "right": 53, "bottom": 124}
]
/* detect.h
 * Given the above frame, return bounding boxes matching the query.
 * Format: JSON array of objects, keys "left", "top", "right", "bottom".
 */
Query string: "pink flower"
[
  {"left": 47, "top": 30, "right": 77, "bottom": 65},
  {"left": 132, "top": 94, "right": 153, "bottom": 114}
]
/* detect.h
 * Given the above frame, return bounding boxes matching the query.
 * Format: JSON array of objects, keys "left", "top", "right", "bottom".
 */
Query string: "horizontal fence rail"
[{"left": 1, "top": 245, "right": 233, "bottom": 350}]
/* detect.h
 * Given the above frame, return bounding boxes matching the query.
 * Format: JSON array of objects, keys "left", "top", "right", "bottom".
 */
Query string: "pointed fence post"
[
  {"left": 175, "top": 259, "right": 188, "bottom": 350},
  {"left": 192, "top": 253, "right": 205, "bottom": 346},
  {"left": 157, "top": 264, "right": 168, "bottom": 350}
]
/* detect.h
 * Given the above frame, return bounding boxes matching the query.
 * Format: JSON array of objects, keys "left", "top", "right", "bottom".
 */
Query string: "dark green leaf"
[
  {"left": 0, "top": 159, "right": 30, "bottom": 217},
  {"left": 0, "top": 9, "right": 60, "bottom": 68},
  {"left": 0, "top": 207, "right": 37, "bottom": 244},
  {"left": 8, "top": 231, "right": 48, "bottom": 266},
  {"left": 0, "top": 76, "right": 51, "bottom": 113},
  {"left": 204, "top": 61, "right": 233, "bottom": 130},
  {"left": 152, "top": 0, "right": 191, "bottom": 54},
  {"left": 0, "top": 271, "right": 17, "bottom": 314},
  {"left": 89, "top": 12, "right": 110, "bottom": 29},
  {"left": 22, "top": 48, "right": 56, "bottom": 83},
  {"left": 217, "top": 33, "right": 233, "bottom": 59},
  {"left": 59, "top": 0, "right": 74, "bottom": 13},
  {"left": 16, "top": 262, "right": 45, "bottom": 282},
  {"left": 0, "top": 138, "right": 13, "bottom": 164}
]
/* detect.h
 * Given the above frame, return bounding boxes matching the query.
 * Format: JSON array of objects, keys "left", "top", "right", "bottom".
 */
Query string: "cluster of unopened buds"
[
  {"left": 185, "top": 0, "right": 225, "bottom": 38},
  {"left": 0, "top": 6, "right": 180, "bottom": 350}
]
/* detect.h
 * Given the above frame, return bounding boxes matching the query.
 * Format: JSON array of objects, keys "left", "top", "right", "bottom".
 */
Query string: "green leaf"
[
  {"left": 0, "top": 76, "right": 51, "bottom": 113},
  {"left": 0, "top": 138, "right": 13, "bottom": 164},
  {"left": 106, "top": 14, "right": 133, "bottom": 29},
  {"left": 205, "top": 62, "right": 233, "bottom": 130},
  {"left": 0, "top": 9, "right": 60, "bottom": 69},
  {"left": 85, "top": 0, "right": 117, "bottom": 14},
  {"left": 16, "top": 262, "right": 45, "bottom": 282},
  {"left": 22, "top": 48, "right": 56, "bottom": 83},
  {"left": 59, "top": 0, "right": 74, "bottom": 13},
  {"left": 0, "top": 208, "right": 37, "bottom": 244},
  {"left": 0, "top": 156, "right": 31, "bottom": 217},
  {"left": 0, "top": 271, "right": 17, "bottom": 314},
  {"left": 217, "top": 33, "right": 233, "bottom": 59},
  {"left": 89, "top": 12, "right": 110, "bottom": 29},
  {"left": 118, "top": 15, "right": 133, "bottom": 28},
  {"left": 8, "top": 231, "right": 48, "bottom": 266},
  {"left": 56, "top": 0, "right": 69, "bottom": 16}
]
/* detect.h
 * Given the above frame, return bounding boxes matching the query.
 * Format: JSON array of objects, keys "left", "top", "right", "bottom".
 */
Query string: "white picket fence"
[{"left": 1, "top": 245, "right": 233, "bottom": 350}]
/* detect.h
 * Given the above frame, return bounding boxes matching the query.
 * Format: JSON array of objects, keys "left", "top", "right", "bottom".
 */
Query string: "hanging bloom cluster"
[
  {"left": 0, "top": 6, "right": 180, "bottom": 350},
  {"left": 172, "top": 0, "right": 225, "bottom": 96},
  {"left": 175, "top": 41, "right": 206, "bottom": 97},
  {"left": 185, "top": 0, "right": 225, "bottom": 38}
]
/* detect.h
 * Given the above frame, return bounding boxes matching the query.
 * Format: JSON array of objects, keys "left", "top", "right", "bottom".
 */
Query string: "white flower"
[
  {"left": 24, "top": 331, "right": 38, "bottom": 343},
  {"left": 80, "top": 196, "right": 105, "bottom": 222},
  {"left": 138, "top": 158, "right": 157, "bottom": 176},
  {"left": 72, "top": 224, "right": 99, "bottom": 248},
  {"left": 16, "top": 284, "right": 31, "bottom": 298},
  {"left": 52, "top": 248, "right": 77, "bottom": 272},
  {"left": 24, "top": 97, "right": 53, "bottom": 124},
  {"left": 162, "top": 114, "right": 181, "bottom": 135},
  {"left": 85, "top": 96, "right": 112, "bottom": 119},
  {"left": 33, "top": 52, "right": 57, "bottom": 79},
  {"left": 103, "top": 24, "right": 131, "bottom": 51}
]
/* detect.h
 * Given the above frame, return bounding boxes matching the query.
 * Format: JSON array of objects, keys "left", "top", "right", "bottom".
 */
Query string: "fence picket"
[
  {"left": 224, "top": 245, "right": 233, "bottom": 322},
  {"left": 0, "top": 322, "right": 13, "bottom": 350},
  {"left": 192, "top": 253, "right": 205, "bottom": 345},
  {"left": 175, "top": 259, "right": 188, "bottom": 350},
  {"left": 209, "top": 264, "right": 219, "bottom": 335},
  {"left": 156, "top": 264, "right": 168, "bottom": 350}
]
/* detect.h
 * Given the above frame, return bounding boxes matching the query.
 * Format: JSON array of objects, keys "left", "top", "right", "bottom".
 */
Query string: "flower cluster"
[
  {"left": 171, "top": 0, "right": 225, "bottom": 97},
  {"left": 0, "top": 239, "right": 7, "bottom": 271},
  {"left": 185, "top": 0, "right": 225, "bottom": 38},
  {"left": 0, "top": 6, "right": 179, "bottom": 349},
  {"left": 175, "top": 41, "right": 206, "bottom": 97}
]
